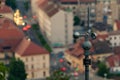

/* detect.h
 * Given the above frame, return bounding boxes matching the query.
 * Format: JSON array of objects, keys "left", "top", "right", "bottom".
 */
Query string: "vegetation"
[
  {"left": 73, "top": 16, "right": 80, "bottom": 26},
  {"left": 8, "top": 58, "right": 27, "bottom": 80},
  {"left": 6, "top": 0, "right": 17, "bottom": 10},
  {"left": 0, "top": 63, "right": 8, "bottom": 80},
  {"left": 46, "top": 70, "right": 70, "bottom": 80},
  {"left": 24, "top": 1, "right": 29, "bottom": 11},
  {"left": 32, "top": 24, "right": 52, "bottom": 52},
  {"left": 97, "top": 61, "right": 120, "bottom": 79},
  {"left": 97, "top": 61, "right": 109, "bottom": 78}
]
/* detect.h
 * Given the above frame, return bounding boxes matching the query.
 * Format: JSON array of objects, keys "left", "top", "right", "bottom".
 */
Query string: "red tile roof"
[
  {"left": 106, "top": 54, "right": 120, "bottom": 67},
  {"left": 0, "top": 18, "right": 24, "bottom": 52},
  {"left": 65, "top": 38, "right": 94, "bottom": 58},
  {"left": 15, "top": 38, "right": 49, "bottom": 56},
  {"left": 38, "top": 0, "right": 59, "bottom": 17},
  {"left": 0, "top": 5, "right": 13, "bottom": 13}
]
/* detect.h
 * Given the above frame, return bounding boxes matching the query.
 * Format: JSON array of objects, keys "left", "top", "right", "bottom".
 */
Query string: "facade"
[
  {"left": 96, "top": 0, "right": 119, "bottom": 25},
  {"left": 108, "top": 31, "right": 120, "bottom": 47},
  {"left": 106, "top": 54, "right": 120, "bottom": 73},
  {"left": 15, "top": 38, "right": 50, "bottom": 79},
  {"left": 0, "top": 0, "right": 13, "bottom": 20},
  {"left": 60, "top": 0, "right": 96, "bottom": 27},
  {"left": 31, "top": 0, "right": 74, "bottom": 48}
]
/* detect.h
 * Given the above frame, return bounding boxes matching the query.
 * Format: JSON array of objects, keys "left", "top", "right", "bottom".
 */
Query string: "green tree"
[
  {"left": 24, "top": 1, "right": 29, "bottom": 11},
  {"left": 73, "top": 16, "right": 80, "bottom": 26},
  {"left": 46, "top": 70, "right": 70, "bottom": 80},
  {"left": 6, "top": 0, "right": 17, "bottom": 10},
  {"left": 0, "top": 63, "right": 8, "bottom": 80},
  {"left": 8, "top": 58, "right": 27, "bottom": 80},
  {"left": 97, "top": 62, "right": 109, "bottom": 77}
]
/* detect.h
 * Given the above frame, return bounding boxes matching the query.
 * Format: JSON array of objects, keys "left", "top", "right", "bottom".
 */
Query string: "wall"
[{"left": 15, "top": 53, "right": 50, "bottom": 79}]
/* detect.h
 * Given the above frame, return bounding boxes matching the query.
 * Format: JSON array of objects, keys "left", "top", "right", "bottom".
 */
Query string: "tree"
[
  {"left": 97, "top": 62, "right": 109, "bottom": 77},
  {"left": 0, "top": 63, "right": 8, "bottom": 80},
  {"left": 6, "top": 0, "right": 17, "bottom": 10},
  {"left": 46, "top": 70, "right": 70, "bottom": 80},
  {"left": 24, "top": 1, "right": 29, "bottom": 11},
  {"left": 73, "top": 16, "right": 80, "bottom": 26},
  {"left": 8, "top": 58, "right": 27, "bottom": 80}
]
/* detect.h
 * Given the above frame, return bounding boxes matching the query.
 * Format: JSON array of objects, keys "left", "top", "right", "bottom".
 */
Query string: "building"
[
  {"left": 108, "top": 31, "right": 120, "bottom": 47},
  {"left": 0, "top": 17, "right": 50, "bottom": 79},
  {"left": 60, "top": 0, "right": 96, "bottom": 27},
  {"left": 96, "top": 0, "right": 119, "bottom": 25},
  {"left": 64, "top": 35, "right": 113, "bottom": 73},
  {"left": 106, "top": 54, "right": 120, "bottom": 73},
  {"left": 0, "top": 0, "right": 13, "bottom": 20},
  {"left": 0, "top": 18, "right": 24, "bottom": 65},
  {"left": 113, "top": 20, "right": 120, "bottom": 31},
  {"left": 31, "top": 0, "right": 73, "bottom": 48},
  {"left": 15, "top": 38, "right": 50, "bottom": 79}
]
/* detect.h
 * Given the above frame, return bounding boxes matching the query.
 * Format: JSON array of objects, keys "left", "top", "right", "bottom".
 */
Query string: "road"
[{"left": 16, "top": 0, "right": 42, "bottom": 46}]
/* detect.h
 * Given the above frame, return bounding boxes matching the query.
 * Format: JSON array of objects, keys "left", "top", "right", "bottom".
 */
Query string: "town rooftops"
[
  {"left": 106, "top": 54, "right": 120, "bottom": 67},
  {"left": 38, "top": 0, "right": 59, "bottom": 17},
  {"left": 0, "top": 0, "right": 13, "bottom": 13},
  {"left": 65, "top": 38, "right": 94, "bottom": 58},
  {"left": 15, "top": 38, "right": 49, "bottom": 56},
  {"left": 109, "top": 31, "right": 120, "bottom": 35},
  {"left": 0, "top": 18, "right": 24, "bottom": 52}
]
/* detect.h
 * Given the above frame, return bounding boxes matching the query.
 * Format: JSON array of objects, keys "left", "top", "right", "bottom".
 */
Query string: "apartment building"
[
  {"left": 96, "top": 0, "right": 119, "bottom": 25},
  {"left": 31, "top": 0, "right": 73, "bottom": 48},
  {"left": 15, "top": 38, "right": 50, "bottom": 79}
]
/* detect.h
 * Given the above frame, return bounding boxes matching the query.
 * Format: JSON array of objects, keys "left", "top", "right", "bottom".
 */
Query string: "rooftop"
[{"left": 15, "top": 38, "right": 49, "bottom": 56}]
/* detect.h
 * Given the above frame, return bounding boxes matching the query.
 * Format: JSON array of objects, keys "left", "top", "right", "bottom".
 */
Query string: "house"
[
  {"left": 108, "top": 31, "right": 120, "bottom": 47},
  {"left": 64, "top": 38, "right": 95, "bottom": 73},
  {"left": 0, "top": 17, "right": 50, "bottom": 79},
  {"left": 31, "top": 0, "right": 74, "bottom": 49},
  {"left": 0, "top": 18, "right": 24, "bottom": 64},
  {"left": 0, "top": 0, "right": 13, "bottom": 20},
  {"left": 106, "top": 54, "right": 120, "bottom": 73},
  {"left": 64, "top": 35, "right": 113, "bottom": 73},
  {"left": 15, "top": 38, "right": 50, "bottom": 79}
]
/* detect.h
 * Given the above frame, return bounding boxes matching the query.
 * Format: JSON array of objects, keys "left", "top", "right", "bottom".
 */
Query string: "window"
[
  {"left": 26, "top": 58, "right": 28, "bottom": 62},
  {"left": 32, "top": 72, "right": 34, "bottom": 78},
  {"left": 114, "top": 43, "right": 117, "bottom": 46},
  {"left": 43, "top": 63, "right": 46, "bottom": 68},
  {"left": 31, "top": 57, "right": 34, "bottom": 61},
  {"left": 43, "top": 56, "right": 45, "bottom": 60},
  {"left": 25, "top": 65, "right": 28, "bottom": 69},
  {"left": 31, "top": 65, "right": 34, "bottom": 69},
  {"left": 43, "top": 71, "right": 46, "bottom": 77},
  {"left": 114, "top": 37, "right": 117, "bottom": 40}
]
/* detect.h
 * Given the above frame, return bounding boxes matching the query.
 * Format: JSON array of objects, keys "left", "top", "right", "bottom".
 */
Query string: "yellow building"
[{"left": 15, "top": 38, "right": 50, "bottom": 79}]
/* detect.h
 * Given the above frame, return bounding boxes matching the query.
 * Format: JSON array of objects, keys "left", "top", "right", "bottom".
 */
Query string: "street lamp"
[
  {"left": 73, "top": 30, "right": 97, "bottom": 80},
  {"left": 73, "top": 7, "right": 97, "bottom": 80}
]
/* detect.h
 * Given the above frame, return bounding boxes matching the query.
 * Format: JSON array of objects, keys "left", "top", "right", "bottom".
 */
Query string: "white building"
[
  {"left": 15, "top": 38, "right": 50, "bottom": 79},
  {"left": 31, "top": 0, "right": 74, "bottom": 48},
  {"left": 108, "top": 31, "right": 120, "bottom": 47}
]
